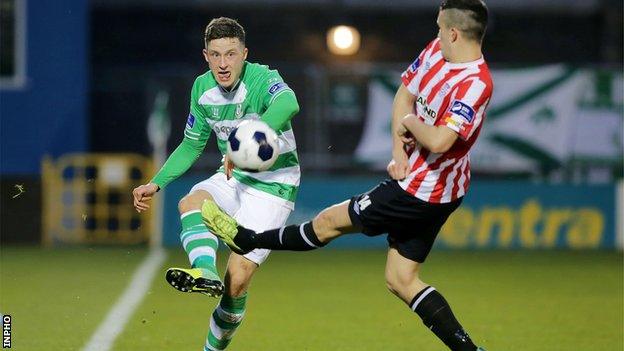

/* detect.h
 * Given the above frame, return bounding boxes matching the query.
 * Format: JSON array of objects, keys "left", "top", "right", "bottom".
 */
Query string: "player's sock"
[
  {"left": 236, "top": 221, "right": 326, "bottom": 251},
  {"left": 205, "top": 293, "right": 247, "bottom": 350},
  {"left": 180, "top": 210, "right": 219, "bottom": 274},
  {"left": 410, "top": 286, "right": 478, "bottom": 351}
]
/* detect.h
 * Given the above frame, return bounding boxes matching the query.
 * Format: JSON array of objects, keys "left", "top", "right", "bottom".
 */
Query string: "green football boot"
[
  {"left": 201, "top": 200, "right": 247, "bottom": 254},
  {"left": 165, "top": 267, "right": 223, "bottom": 297}
]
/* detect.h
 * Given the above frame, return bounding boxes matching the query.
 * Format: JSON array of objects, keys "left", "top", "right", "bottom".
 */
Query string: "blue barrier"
[{"left": 162, "top": 176, "right": 616, "bottom": 250}]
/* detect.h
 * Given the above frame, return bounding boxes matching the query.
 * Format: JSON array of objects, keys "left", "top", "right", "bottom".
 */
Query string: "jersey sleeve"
[
  {"left": 260, "top": 69, "right": 296, "bottom": 108},
  {"left": 258, "top": 69, "right": 299, "bottom": 131},
  {"left": 401, "top": 39, "right": 438, "bottom": 95},
  {"left": 150, "top": 78, "right": 211, "bottom": 188},
  {"left": 186, "top": 78, "right": 212, "bottom": 146},
  {"left": 442, "top": 77, "right": 492, "bottom": 141}
]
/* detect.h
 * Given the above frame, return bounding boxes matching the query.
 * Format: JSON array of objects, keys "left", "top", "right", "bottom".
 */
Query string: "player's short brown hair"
[
  {"left": 440, "top": 0, "right": 488, "bottom": 42},
  {"left": 204, "top": 17, "right": 246, "bottom": 47}
]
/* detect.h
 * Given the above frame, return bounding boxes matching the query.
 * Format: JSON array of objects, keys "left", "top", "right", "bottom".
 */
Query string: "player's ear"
[
  {"left": 450, "top": 27, "right": 459, "bottom": 43},
  {"left": 202, "top": 48, "right": 210, "bottom": 63},
  {"left": 242, "top": 47, "right": 248, "bottom": 60}
]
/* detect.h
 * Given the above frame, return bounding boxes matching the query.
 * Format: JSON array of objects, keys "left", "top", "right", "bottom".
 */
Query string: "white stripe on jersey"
[{"left": 440, "top": 156, "right": 467, "bottom": 203}]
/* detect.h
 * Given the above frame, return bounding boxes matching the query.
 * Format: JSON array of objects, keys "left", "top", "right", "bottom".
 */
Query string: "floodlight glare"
[{"left": 327, "top": 25, "right": 360, "bottom": 56}]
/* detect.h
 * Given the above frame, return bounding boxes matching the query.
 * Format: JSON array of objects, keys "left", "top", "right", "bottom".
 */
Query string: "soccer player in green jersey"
[{"left": 132, "top": 17, "right": 300, "bottom": 351}]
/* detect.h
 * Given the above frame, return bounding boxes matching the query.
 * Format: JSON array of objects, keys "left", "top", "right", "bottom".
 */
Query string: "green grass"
[
  {"left": 0, "top": 247, "right": 148, "bottom": 350},
  {"left": 1, "top": 248, "right": 622, "bottom": 350}
]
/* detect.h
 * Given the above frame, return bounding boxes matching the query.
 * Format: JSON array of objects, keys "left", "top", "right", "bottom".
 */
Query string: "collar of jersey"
[
  {"left": 218, "top": 79, "right": 241, "bottom": 94},
  {"left": 445, "top": 56, "right": 485, "bottom": 69}
]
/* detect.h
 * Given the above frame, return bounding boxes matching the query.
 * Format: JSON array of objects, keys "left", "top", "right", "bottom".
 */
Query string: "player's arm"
[
  {"left": 399, "top": 115, "right": 458, "bottom": 153},
  {"left": 259, "top": 73, "right": 299, "bottom": 131},
  {"left": 133, "top": 80, "right": 211, "bottom": 212},
  {"left": 133, "top": 116, "right": 209, "bottom": 212},
  {"left": 260, "top": 90, "right": 299, "bottom": 131},
  {"left": 400, "top": 78, "right": 490, "bottom": 154},
  {"left": 150, "top": 126, "right": 209, "bottom": 189}
]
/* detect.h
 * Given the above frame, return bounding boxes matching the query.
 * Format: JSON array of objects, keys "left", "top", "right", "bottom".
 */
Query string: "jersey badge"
[
  {"left": 268, "top": 82, "right": 288, "bottom": 95},
  {"left": 186, "top": 114, "right": 195, "bottom": 128},
  {"left": 409, "top": 58, "right": 421, "bottom": 73},
  {"left": 212, "top": 107, "right": 219, "bottom": 118},
  {"left": 450, "top": 100, "right": 475, "bottom": 123}
]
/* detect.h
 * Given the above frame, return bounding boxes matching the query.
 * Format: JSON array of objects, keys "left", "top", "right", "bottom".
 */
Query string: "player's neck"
[{"left": 448, "top": 42, "right": 482, "bottom": 64}]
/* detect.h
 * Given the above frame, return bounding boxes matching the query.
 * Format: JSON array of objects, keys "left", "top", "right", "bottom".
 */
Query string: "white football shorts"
[{"left": 189, "top": 172, "right": 292, "bottom": 265}]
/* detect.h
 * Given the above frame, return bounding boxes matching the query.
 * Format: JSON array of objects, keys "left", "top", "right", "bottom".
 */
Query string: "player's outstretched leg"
[
  {"left": 166, "top": 193, "right": 224, "bottom": 297},
  {"left": 202, "top": 200, "right": 354, "bottom": 253}
]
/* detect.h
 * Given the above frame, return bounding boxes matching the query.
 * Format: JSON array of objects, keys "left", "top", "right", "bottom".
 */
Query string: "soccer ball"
[{"left": 227, "top": 120, "right": 279, "bottom": 172}]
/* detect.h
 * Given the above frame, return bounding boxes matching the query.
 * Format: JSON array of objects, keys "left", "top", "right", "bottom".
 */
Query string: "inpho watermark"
[{"left": 2, "top": 315, "right": 11, "bottom": 349}]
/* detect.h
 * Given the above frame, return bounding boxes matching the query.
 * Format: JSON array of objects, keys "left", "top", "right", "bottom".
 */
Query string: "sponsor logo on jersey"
[
  {"left": 450, "top": 100, "right": 475, "bottom": 123},
  {"left": 416, "top": 96, "right": 437, "bottom": 119},
  {"left": 268, "top": 82, "right": 288, "bottom": 95},
  {"left": 409, "top": 57, "right": 421, "bottom": 73},
  {"left": 186, "top": 114, "right": 195, "bottom": 128}
]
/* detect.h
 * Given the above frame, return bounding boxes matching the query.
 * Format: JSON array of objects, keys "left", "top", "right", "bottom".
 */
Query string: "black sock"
[
  {"left": 234, "top": 222, "right": 326, "bottom": 252},
  {"left": 410, "top": 286, "right": 478, "bottom": 351}
]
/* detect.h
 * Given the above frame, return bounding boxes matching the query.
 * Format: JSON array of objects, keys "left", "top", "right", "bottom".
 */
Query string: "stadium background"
[{"left": 0, "top": 0, "right": 622, "bottom": 350}]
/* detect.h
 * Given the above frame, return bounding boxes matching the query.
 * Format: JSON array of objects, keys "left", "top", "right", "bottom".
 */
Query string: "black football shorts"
[{"left": 348, "top": 179, "right": 462, "bottom": 262}]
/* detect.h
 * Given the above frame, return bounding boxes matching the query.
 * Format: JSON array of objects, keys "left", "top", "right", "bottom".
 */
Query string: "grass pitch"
[{"left": 1, "top": 247, "right": 622, "bottom": 350}]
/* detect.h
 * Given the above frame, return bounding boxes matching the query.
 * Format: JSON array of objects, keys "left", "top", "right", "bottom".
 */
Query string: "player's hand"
[
  {"left": 397, "top": 116, "right": 416, "bottom": 147},
  {"left": 224, "top": 154, "right": 234, "bottom": 180},
  {"left": 132, "top": 183, "right": 159, "bottom": 213},
  {"left": 387, "top": 148, "right": 410, "bottom": 181}
]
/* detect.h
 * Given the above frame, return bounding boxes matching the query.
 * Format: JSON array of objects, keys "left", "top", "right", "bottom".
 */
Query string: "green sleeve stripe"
[
  {"left": 269, "top": 150, "right": 299, "bottom": 171},
  {"left": 231, "top": 172, "right": 298, "bottom": 202}
]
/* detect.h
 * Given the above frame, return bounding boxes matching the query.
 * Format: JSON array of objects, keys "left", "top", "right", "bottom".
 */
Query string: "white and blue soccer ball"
[{"left": 227, "top": 120, "right": 279, "bottom": 172}]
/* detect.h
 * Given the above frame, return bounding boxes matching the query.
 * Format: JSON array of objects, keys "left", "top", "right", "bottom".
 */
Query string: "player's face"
[
  {"left": 204, "top": 38, "right": 248, "bottom": 89},
  {"left": 436, "top": 11, "right": 453, "bottom": 60}
]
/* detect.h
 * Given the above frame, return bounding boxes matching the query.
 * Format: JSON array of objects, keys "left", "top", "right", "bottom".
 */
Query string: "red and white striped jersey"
[{"left": 398, "top": 38, "right": 493, "bottom": 203}]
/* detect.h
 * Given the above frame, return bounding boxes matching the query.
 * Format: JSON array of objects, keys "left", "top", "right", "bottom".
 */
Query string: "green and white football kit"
[{"left": 151, "top": 61, "right": 300, "bottom": 350}]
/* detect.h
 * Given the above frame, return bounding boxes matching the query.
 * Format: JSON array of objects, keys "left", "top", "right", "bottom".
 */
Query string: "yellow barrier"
[{"left": 42, "top": 154, "right": 154, "bottom": 245}]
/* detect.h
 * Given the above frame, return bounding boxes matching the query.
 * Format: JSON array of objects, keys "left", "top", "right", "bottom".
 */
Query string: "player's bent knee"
[{"left": 178, "top": 192, "right": 212, "bottom": 214}]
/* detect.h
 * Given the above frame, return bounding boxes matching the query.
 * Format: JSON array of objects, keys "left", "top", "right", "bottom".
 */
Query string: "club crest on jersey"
[
  {"left": 409, "top": 58, "right": 421, "bottom": 73},
  {"left": 186, "top": 114, "right": 195, "bottom": 128},
  {"left": 268, "top": 82, "right": 288, "bottom": 95},
  {"left": 212, "top": 107, "right": 219, "bottom": 117},
  {"left": 235, "top": 104, "right": 243, "bottom": 118},
  {"left": 450, "top": 100, "right": 475, "bottom": 123}
]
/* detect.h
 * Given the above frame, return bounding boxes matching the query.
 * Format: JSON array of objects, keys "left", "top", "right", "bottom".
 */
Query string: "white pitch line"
[{"left": 82, "top": 248, "right": 167, "bottom": 351}]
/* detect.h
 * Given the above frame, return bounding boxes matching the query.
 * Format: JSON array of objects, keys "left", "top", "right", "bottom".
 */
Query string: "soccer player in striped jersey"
[
  {"left": 132, "top": 17, "right": 301, "bottom": 351},
  {"left": 202, "top": 1, "right": 491, "bottom": 350}
]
